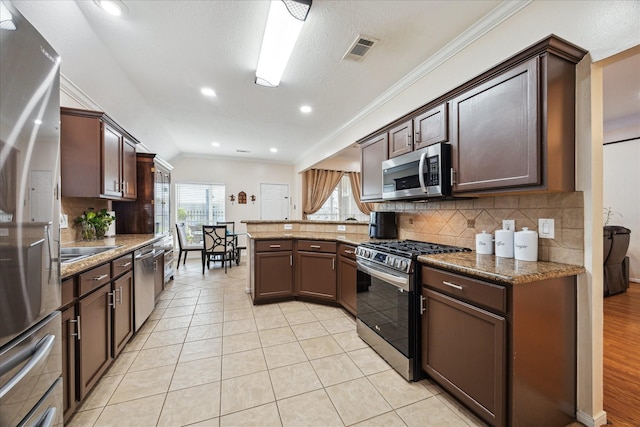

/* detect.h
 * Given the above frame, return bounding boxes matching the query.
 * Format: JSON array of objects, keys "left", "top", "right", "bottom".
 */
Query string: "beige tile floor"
[{"left": 65, "top": 258, "right": 492, "bottom": 427}]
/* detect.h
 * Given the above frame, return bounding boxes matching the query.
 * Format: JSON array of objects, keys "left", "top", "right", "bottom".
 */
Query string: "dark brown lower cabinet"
[
  {"left": 337, "top": 244, "right": 357, "bottom": 315},
  {"left": 252, "top": 240, "right": 294, "bottom": 303},
  {"left": 112, "top": 271, "right": 133, "bottom": 358},
  {"left": 297, "top": 251, "right": 337, "bottom": 301},
  {"left": 61, "top": 305, "right": 77, "bottom": 422},
  {"left": 422, "top": 288, "right": 506, "bottom": 426},
  {"left": 77, "top": 283, "right": 113, "bottom": 400}
]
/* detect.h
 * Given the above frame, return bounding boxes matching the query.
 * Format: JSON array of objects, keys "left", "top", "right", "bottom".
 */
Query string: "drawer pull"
[
  {"left": 310, "top": 245, "right": 321, "bottom": 249},
  {"left": 442, "top": 280, "right": 463, "bottom": 290},
  {"left": 70, "top": 316, "right": 81, "bottom": 340},
  {"left": 118, "top": 262, "right": 131, "bottom": 268},
  {"left": 93, "top": 274, "right": 109, "bottom": 281},
  {"left": 344, "top": 250, "right": 355, "bottom": 254},
  {"left": 269, "top": 244, "right": 281, "bottom": 248}
]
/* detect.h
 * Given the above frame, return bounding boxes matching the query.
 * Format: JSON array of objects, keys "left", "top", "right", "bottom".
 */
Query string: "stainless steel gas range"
[{"left": 355, "top": 240, "right": 470, "bottom": 381}]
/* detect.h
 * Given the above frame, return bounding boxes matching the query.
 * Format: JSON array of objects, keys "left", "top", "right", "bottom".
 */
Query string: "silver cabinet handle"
[
  {"left": 420, "top": 295, "right": 426, "bottom": 314},
  {"left": 270, "top": 244, "right": 281, "bottom": 248},
  {"left": 71, "top": 316, "right": 81, "bottom": 340},
  {"left": 109, "top": 291, "right": 116, "bottom": 308},
  {"left": 332, "top": 258, "right": 335, "bottom": 270},
  {"left": 290, "top": 255, "right": 292, "bottom": 266},
  {"left": 442, "top": 280, "right": 463, "bottom": 290},
  {"left": 0, "top": 334, "right": 55, "bottom": 399},
  {"left": 310, "top": 245, "right": 321, "bottom": 249},
  {"left": 119, "top": 262, "right": 131, "bottom": 268},
  {"left": 93, "top": 274, "right": 109, "bottom": 281},
  {"left": 114, "top": 180, "right": 119, "bottom": 192},
  {"left": 450, "top": 168, "right": 456, "bottom": 185},
  {"left": 117, "top": 286, "right": 123, "bottom": 304},
  {"left": 344, "top": 250, "right": 355, "bottom": 254}
]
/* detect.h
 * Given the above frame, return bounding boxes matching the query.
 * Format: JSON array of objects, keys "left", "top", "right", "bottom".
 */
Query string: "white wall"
[
  {"left": 170, "top": 155, "right": 295, "bottom": 241},
  {"left": 603, "top": 138, "right": 640, "bottom": 281}
]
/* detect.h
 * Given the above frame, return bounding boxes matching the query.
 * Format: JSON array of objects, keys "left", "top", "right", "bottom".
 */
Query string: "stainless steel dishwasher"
[{"left": 134, "top": 245, "right": 156, "bottom": 331}]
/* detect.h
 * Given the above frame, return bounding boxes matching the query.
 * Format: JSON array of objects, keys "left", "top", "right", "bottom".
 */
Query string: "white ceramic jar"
[
  {"left": 514, "top": 227, "right": 538, "bottom": 261},
  {"left": 494, "top": 229, "right": 514, "bottom": 258},
  {"left": 475, "top": 231, "right": 493, "bottom": 254}
]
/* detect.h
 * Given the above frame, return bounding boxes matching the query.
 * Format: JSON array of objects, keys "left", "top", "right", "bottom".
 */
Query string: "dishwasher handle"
[{"left": 135, "top": 249, "right": 155, "bottom": 261}]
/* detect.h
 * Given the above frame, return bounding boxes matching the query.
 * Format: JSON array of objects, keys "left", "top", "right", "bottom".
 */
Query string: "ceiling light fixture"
[
  {"left": 201, "top": 87, "right": 216, "bottom": 97},
  {"left": 255, "top": 0, "right": 312, "bottom": 88},
  {"left": 270, "top": 148, "right": 278, "bottom": 153},
  {"left": 93, "top": 0, "right": 127, "bottom": 17},
  {"left": 300, "top": 105, "right": 312, "bottom": 113},
  {"left": 211, "top": 142, "right": 220, "bottom": 147}
]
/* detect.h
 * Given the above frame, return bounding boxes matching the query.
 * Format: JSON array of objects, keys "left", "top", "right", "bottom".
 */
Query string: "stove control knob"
[{"left": 398, "top": 260, "right": 407, "bottom": 270}]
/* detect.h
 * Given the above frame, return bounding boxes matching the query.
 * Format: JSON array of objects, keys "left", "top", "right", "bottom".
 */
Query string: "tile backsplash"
[
  {"left": 60, "top": 197, "right": 110, "bottom": 244},
  {"left": 376, "top": 192, "right": 584, "bottom": 265}
]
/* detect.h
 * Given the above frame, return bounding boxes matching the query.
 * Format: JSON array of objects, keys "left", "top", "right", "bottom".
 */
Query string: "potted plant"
[{"left": 75, "top": 208, "right": 115, "bottom": 240}]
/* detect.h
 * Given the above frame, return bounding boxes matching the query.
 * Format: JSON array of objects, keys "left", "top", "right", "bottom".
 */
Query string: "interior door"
[{"left": 260, "top": 183, "right": 289, "bottom": 220}]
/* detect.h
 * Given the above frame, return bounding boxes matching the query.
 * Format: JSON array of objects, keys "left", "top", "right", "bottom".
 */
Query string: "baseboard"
[
  {"left": 576, "top": 409, "right": 607, "bottom": 427},
  {"left": 630, "top": 277, "right": 639, "bottom": 284}
]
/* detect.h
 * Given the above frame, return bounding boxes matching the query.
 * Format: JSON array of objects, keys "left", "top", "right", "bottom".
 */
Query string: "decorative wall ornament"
[
  {"left": 251, "top": 195, "right": 256, "bottom": 204},
  {"left": 238, "top": 191, "right": 247, "bottom": 204},
  {"left": 229, "top": 194, "right": 235, "bottom": 204}
]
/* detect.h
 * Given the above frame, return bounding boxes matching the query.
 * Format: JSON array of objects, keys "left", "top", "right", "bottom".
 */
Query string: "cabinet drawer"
[
  {"left": 298, "top": 240, "right": 336, "bottom": 253},
  {"left": 255, "top": 240, "right": 293, "bottom": 252},
  {"left": 79, "top": 263, "right": 112, "bottom": 296},
  {"left": 422, "top": 266, "right": 506, "bottom": 313},
  {"left": 338, "top": 244, "right": 357, "bottom": 260},
  {"left": 61, "top": 277, "right": 75, "bottom": 307},
  {"left": 111, "top": 253, "right": 133, "bottom": 278}
]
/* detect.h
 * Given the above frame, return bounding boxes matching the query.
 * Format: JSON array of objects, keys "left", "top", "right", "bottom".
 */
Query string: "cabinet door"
[
  {"left": 414, "top": 103, "right": 448, "bottom": 151},
  {"left": 122, "top": 137, "right": 137, "bottom": 200},
  {"left": 422, "top": 288, "right": 505, "bottom": 427},
  {"left": 255, "top": 251, "right": 294, "bottom": 300},
  {"left": 451, "top": 58, "right": 539, "bottom": 193},
  {"left": 112, "top": 271, "right": 133, "bottom": 358},
  {"left": 337, "top": 255, "right": 357, "bottom": 315},
  {"left": 297, "top": 252, "right": 337, "bottom": 301},
  {"left": 61, "top": 306, "right": 77, "bottom": 422},
  {"left": 102, "top": 123, "right": 122, "bottom": 198},
  {"left": 360, "top": 133, "right": 388, "bottom": 201},
  {"left": 388, "top": 119, "right": 413, "bottom": 158},
  {"left": 77, "top": 284, "right": 113, "bottom": 400}
]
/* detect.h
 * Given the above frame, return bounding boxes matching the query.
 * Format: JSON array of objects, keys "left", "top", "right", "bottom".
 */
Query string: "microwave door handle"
[{"left": 418, "top": 151, "right": 428, "bottom": 194}]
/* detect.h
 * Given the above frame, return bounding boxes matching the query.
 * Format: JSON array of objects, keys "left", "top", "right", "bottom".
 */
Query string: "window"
[
  {"left": 307, "top": 175, "right": 368, "bottom": 221},
  {"left": 175, "top": 183, "right": 225, "bottom": 242}
]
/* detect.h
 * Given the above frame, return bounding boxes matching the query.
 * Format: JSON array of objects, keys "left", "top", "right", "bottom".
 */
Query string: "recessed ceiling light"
[
  {"left": 211, "top": 142, "right": 220, "bottom": 147},
  {"left": 34, "top": 119, "right": 42, "bottom": 125},
  {"left": 94, "top": 0, "right": 127, "bottom": 16},
  {"left": 270, "top": 148, "right": 278, "bottom": 153},
  {"left": 300, "top": 105, "right": 312, "bottom": 113},
  {"left": 201, "top": 87, "right": 216, "bottom": 97}
]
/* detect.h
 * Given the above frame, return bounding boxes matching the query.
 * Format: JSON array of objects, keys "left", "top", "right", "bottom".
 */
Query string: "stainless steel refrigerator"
[{"left": 0, "top": 1, "right": 63, "bottom": 426}]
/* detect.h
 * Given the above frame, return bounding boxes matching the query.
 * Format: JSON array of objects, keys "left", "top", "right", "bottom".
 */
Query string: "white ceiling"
[
  {"left": 11, "top": 1, "right": 639, "bottom": 167},
  {"left": 13, "top": 0, "right": 505, "bottom": 164}
]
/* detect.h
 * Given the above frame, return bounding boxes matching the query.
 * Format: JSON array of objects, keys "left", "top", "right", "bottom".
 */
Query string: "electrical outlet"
[
  {"left": 60, "top": 214, "right": 68, "bottom": 229},
  {"left": 502, "top": 220, "right": 515, "bottom": 231},
  {"left": 337, "top": 225, "right": 346, "bottom": 231},
  {"left": 283, "top": 224, "right": 293, "bottom": 230},
  {"left": 538, "top": 218, "right": 555, "bottom": 239}
]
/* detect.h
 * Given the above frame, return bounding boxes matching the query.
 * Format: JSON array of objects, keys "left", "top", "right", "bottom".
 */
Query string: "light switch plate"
[
  {"left": 337, "top": 225, "right": 346, "bottom": 231},
  {"left": 538, "top": 218, "right": 555, "bottom": 239},
  {"left": 283, "top": 224, "right": 293, "bottom": 230},
  {"left": 60, "top": 214, "right": 68, "bottom": 229},
  {"left": 502, "top": 220, "right": 515, "bottom": 231}
]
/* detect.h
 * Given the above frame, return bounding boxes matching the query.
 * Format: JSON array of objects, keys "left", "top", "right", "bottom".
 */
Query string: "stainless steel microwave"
[{"left": 382, "top": 143, "right": 452, "bottom": 200}]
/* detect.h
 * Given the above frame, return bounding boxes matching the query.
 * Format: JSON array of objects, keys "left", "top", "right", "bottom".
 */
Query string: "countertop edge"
[{"left": 246, "top": 232, "right": 368, "bottom": 247}]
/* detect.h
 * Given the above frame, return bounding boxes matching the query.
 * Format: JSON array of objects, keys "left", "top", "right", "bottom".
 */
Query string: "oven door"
[{"left": 356, "top": 258, "right": 418, "bottom": 380}]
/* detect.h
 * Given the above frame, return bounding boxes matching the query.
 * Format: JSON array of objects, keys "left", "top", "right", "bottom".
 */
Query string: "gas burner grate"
[{"left": 363, "top": 240, "right": 471, "bottom": 257}]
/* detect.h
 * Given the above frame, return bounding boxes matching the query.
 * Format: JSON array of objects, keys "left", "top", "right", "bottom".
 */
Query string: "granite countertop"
[
  {"left": 61, "top": 234, "right": 163, "bottom": 278},
  {"left": 242, "top": 220, "right": 368, "bottom": 225},
  {"left": 246, "top": 232, "right": 369, "bottom": 247},
  {"left": 418, "top": 252, "right": 586, "bottom": 285}
]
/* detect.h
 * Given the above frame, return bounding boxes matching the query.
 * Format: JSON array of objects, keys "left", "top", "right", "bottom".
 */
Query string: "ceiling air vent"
[
  {"left": 236, "top": 149, "right": 251, "bottom": 153},
  {"left": 343, "top": 35, "right": 378, "bottom": 62}
]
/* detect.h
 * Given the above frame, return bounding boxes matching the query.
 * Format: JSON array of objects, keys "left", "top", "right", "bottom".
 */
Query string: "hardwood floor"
[{"left": 603, "top": 282, "right": 640, "bottom": 426}]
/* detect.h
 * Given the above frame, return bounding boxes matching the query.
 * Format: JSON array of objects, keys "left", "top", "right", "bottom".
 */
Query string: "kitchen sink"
[{"left": 60, "top": 245, "right": 119, "bottom": 264}]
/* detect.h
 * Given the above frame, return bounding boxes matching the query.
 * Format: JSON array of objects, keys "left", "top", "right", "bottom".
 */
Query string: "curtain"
[
  {"left": 303, "top": 169, "right": 344, "bottom": 219},
  {"left": 348, "top": 171, "right": 374, "bottom": 216}
]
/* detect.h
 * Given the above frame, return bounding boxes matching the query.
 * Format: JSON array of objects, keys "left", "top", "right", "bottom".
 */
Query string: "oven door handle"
[
  {"left": 418, "top": 151, "right": 428, "bottom": 194},
  {"left": 358, "top": 261, "right": 409, "bottom": 292}
]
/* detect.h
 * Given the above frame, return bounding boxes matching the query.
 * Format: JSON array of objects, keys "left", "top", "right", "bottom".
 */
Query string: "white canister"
[
  {"left": 514, "top": 227, "right": 538, "bottom": 261},
  {"left": 475, "top": 231, "right": 493, "bottom": 254},
  {"left": 495, "top": 229, "right": 514, "bottom": 258}
]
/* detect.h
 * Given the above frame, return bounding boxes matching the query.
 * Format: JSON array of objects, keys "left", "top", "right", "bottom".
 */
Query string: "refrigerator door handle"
[{"left": 0, "top": 334, "right": 55, "bottom": 399}]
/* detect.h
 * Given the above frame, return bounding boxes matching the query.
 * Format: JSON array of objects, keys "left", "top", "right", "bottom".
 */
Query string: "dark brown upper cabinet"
[
  {"left": 60, "top": 107, "right": 138, "bottom": 200},
  {"left": 360, "top": 133, "right": 388, "bottom": 201},
  {"left": 388, "top": 119, "right": 413, "bottom": 158},
  {"left": 413, "top": 103, "right": 448, "bottom": 151}
]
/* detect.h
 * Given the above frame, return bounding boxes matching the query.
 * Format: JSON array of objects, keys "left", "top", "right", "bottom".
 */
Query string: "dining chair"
[
  {"left": 202, "top": 225, "right": 234, "bottom": 273},
  {"left": 217, "top": 221, "right": 246, "bottom": 265},
  {"left": 175, "top": 223, "right": 203, "bottom": 268}
]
